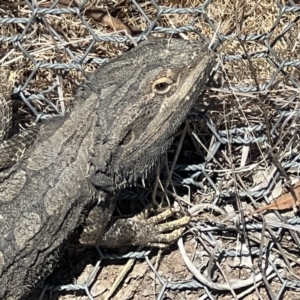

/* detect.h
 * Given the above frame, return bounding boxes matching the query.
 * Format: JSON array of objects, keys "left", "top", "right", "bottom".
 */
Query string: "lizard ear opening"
[{"left": 119, "top": 130, "right": 134, "bottom": 147}]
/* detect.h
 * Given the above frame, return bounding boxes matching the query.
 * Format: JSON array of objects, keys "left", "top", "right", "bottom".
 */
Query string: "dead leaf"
[
  {"left": 40, "top": 0, "right": 142, "bottom": 35},
  {"left": 252, "top": 181, "right": 300, "bottom": 214}
]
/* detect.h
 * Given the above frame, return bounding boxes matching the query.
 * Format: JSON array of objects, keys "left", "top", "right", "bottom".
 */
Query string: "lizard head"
[{"left": 85, "top": 38, "right": 216, "bottom": 191}]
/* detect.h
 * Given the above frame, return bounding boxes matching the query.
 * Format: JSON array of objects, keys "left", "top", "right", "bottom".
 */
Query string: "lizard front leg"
[
  {"left": 80, "top": 197, "right": 190, "bottom": 248},
  {"left": 79, "top": 192, "right": 118, "bottom": 246}
]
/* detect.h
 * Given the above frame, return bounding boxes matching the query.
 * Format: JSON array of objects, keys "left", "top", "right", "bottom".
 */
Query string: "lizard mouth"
[{"left": 119, "top": 130, "right": 134, "bottom": 147}]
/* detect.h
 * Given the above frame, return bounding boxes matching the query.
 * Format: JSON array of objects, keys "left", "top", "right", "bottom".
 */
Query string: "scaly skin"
[
  {"left": 0, "top": 38, "right": 216, "bottom": 299},
  {"left": 0, "top": 69, "right": 39, "bottom": 170}
]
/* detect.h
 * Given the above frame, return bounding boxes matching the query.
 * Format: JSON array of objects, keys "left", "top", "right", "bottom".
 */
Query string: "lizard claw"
[{"left": 97, "top": 206, "right": 190, "bottom": 248}]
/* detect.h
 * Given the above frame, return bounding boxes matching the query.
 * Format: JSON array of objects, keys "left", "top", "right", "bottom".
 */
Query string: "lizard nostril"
[{"left": 119, "top": 130, "right": 134, "bottom": 146}]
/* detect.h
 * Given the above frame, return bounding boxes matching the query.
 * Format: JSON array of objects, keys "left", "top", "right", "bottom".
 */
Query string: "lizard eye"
[{"left": 152, "top": 77, "right": 174, "bottom": 94}]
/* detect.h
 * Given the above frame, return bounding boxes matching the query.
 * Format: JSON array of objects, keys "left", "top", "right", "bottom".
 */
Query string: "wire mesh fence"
[{"left": 1, "top": 0, "right": 300, "bottom": 299}]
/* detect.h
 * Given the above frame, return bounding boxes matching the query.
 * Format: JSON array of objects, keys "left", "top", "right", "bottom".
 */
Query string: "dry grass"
[{"left": 1, "top": 0, "right": 300, "bottom": 299}]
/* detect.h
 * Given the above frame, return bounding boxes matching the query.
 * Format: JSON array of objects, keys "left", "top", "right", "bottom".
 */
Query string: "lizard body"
[{"left": 0, "top": 38, "right": 216, "bottom": 299}]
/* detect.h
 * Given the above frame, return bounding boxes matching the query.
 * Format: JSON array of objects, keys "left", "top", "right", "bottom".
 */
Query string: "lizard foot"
[{"left": 99, "top": 206, "right": 191, "bottom": 248}]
